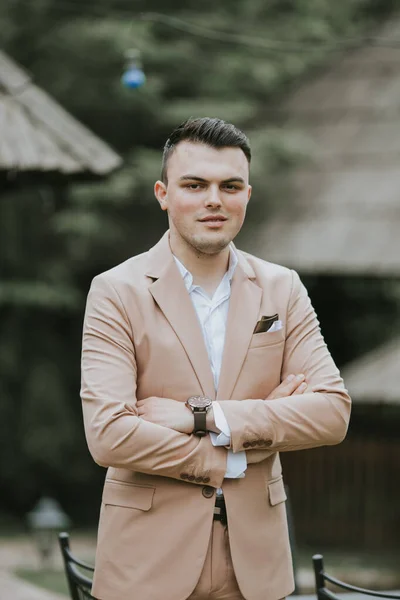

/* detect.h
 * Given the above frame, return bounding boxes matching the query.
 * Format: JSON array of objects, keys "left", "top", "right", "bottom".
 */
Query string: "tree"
[{"left": 0, "top": 0, "right": 397, "bottom": 522}]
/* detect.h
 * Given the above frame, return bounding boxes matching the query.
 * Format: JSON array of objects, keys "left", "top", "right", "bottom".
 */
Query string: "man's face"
[{"left": 154, "top": 141, "right": 252, "bottom": 256}]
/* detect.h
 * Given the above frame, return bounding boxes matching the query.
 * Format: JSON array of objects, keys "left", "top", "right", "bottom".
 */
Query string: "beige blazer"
[{"left": 81, "top": 231, "right": 351, "bottom": 600}]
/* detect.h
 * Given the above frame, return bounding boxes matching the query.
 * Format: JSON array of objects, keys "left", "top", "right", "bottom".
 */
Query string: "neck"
[{"left": 170, "top": 234, "right": 231, "bottom": 296}]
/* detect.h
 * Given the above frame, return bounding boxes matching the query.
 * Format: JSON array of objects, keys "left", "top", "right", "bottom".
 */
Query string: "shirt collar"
[{"left": 173, "top": 247, "right": 238, "bottom": 292}]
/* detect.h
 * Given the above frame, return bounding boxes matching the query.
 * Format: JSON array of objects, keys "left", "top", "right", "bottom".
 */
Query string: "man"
[{"left": 81, "top": 117, "right": 351, "bottom": 600}]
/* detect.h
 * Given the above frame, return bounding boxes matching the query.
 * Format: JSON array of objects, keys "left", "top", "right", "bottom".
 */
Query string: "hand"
[
  {"left": 137, "top": 397, "right": 193, "bottom": 434},
  {"left": 266, "top": 374, "right": 307, "bottom": 400}
]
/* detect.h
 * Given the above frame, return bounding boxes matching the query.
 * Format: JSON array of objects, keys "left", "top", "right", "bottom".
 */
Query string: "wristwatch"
[{"left": 186, "top": 395, "right": 213, "bottom": 437}]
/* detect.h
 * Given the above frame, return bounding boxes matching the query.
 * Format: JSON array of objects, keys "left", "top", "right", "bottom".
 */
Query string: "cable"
[
  {"left": 139, "top": 12, "right": 400, "bottom": 52},
  {"left": 5, "top": 0, "right": 400, "bottom": 53}
]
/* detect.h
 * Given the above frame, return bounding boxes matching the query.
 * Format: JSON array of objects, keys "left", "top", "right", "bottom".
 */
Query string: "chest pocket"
[
  {"left": 232, "top": 334, "right": 285, "bottom": 400},
  {"left": 248, "top": 328, "right": 285, "bottom": 350}
]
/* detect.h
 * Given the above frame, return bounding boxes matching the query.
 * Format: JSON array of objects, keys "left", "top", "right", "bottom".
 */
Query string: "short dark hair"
[{"left": 161, "top": 117, "right": 251, "bottom": 183}]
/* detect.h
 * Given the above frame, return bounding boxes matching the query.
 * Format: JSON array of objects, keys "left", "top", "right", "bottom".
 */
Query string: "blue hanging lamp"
[{"left": 121, "top": 48, "right": 146, "bottom": 89}]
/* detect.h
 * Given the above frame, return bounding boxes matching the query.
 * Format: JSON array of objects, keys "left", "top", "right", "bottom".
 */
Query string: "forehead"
[{"left": 167, "top": 141, "right": 249, "bottom": 181}]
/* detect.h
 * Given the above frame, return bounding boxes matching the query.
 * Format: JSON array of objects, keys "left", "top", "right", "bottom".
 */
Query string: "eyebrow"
[{"left": 179, "top": 175, "right": 245, "bottom": 184}]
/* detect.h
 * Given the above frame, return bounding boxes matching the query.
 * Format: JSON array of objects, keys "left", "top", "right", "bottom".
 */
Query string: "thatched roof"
[
  {"left": 0, "top": 50, "right": 122, "bottom": 180},
  {"left": 342, "top": 338, "right": 400, "bottom": 404},
  {"left": 249, "top": 15, "right": 400, "bottom": 275}
]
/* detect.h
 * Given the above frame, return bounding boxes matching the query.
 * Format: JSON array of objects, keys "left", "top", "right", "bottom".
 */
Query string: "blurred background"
[{"left": 1, "top": 0, "right": 400, "bottom": 596}]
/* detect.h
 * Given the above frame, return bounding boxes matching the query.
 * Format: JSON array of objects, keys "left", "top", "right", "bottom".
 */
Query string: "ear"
[
  {"left": 247, "top": 184, "right": 252, "bottom": 203},
  {"left": 154, "top": 180, "right": 168, "bottom": 211}
]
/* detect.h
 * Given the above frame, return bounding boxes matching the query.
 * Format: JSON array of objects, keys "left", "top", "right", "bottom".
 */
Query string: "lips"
[{"left": 199, "top": 215, "right": 227, "bottom": 222}]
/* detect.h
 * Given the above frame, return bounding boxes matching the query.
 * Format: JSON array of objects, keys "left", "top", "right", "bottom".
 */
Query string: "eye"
[
  {"left": 223, "top": 184, "right": 239, "bottom": 191},
  {"left": 186, "top": 183, "right": 203, "bottom": 190}
]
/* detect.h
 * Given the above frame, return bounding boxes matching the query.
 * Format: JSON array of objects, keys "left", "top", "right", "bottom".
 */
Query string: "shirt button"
[
  {"left": 243, "top": 442, "right": 251, "bottom": 448},
  {"left": 202, "top": 486, "right": 215, "bottom": 499}
]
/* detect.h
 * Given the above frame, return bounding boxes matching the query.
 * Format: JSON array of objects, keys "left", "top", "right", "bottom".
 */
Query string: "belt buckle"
[
  {"left": 220, "top": 507, "right": 227, "bottom": 526},
  {"left": 214, "top": 498, "right": 227, "bottom": 526}
]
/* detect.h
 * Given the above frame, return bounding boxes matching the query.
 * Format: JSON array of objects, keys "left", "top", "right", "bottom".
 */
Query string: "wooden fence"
[{"left": 281, "top": 436, "right": 400, "bottom": 550}]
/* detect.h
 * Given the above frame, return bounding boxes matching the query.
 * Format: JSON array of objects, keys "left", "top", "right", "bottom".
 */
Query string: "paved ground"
[
  {"left": 0, "top": 570, "right": 67, "bottom": 600},
  {"left": 0, "top": 535, "right": 314, "bottom": 599},
  {"left": 0, "top": 535, "right": 96, "bottom": 600},
  {"left": 0, "top": 536, "right": 399, "bottom": 600}
]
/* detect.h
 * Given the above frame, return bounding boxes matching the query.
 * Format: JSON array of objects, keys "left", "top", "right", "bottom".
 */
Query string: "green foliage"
[{"left": 0, "top": 0, "right": 398, "bottom": 523}]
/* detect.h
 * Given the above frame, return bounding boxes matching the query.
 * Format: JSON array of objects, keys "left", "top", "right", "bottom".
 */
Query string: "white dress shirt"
[{"left": 174, "top": 250, "right": 247, "bottom": 480}]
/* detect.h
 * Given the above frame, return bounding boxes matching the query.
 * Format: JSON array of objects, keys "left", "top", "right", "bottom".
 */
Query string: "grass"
[
  {"left": 15, "top": 567, "right": 69, "bottom": 596},
  {"left": 297, "top": 546, "right": 400, "bottom": 571},
  {"left": 295, "top": 546, "right": 400, "bottom": 593},
  {"left": 10, "top": 539, "right": 400, "bottom": 596},
  {"left": 13, "top": 550, "right": 400, "bottom": 598}
]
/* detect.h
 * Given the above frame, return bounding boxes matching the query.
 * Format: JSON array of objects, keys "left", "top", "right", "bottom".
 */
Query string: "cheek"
[
  {"left": 170, "top": 194, "right": 200, "bottom": 219},
  {"left": 228, "top": 197, "right": 248, "bottom": 219}
]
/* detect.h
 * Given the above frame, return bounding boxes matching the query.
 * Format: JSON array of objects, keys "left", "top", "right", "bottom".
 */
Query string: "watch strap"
[{"left": 193, "top": 410, "right": 207, "bottom": 437}]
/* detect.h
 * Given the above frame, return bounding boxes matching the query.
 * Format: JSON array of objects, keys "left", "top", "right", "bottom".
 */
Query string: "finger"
[
  {"left": 295, "top": 382, "right": 307, "bottom": 394},
  {"left": 283, "top": 379, "right": 307, "bottom": 397},
  {"left": 266, "top": 374, "right": 305, "bottom": 400},
  {"left": 278, "top": 374, "right": 305, "bottom": 395}
]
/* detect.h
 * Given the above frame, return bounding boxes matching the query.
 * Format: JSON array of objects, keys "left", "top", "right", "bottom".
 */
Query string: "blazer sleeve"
[
  {"left": 220, "top": 270, "right": 351, "bottom": 454},
  {"left": 80, "top": 274, "right": 227, "bottom": 487}
]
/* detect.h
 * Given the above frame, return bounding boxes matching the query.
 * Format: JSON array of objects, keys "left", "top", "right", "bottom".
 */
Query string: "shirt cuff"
[
  {"left": 225, "top": 450, "right": 247, "bottom": 478},
  {"left": 209, "top": 402, "right": 231, "bottom": 447}
]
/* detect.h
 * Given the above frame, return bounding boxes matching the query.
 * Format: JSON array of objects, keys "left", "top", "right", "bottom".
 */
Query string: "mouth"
[{"left": 199, "top": 215, "right": 227, "bottom": 223}]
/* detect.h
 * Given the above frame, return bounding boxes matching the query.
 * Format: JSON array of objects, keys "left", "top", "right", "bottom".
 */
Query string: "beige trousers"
[{"left": 187, "top": 521, "right": 245, "bottom": 600}]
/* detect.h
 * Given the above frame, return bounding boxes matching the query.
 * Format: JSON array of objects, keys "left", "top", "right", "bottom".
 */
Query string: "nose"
[{"left": 205, "top": 185, "right": 222, "bottom": 208}]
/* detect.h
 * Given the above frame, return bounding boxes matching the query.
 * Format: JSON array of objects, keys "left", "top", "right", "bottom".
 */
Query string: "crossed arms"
[
  {"left": 81, "top": 271, "right": 351, "bottom": 489},
  {"left": 135, "top": 374, "right": 307, "bottom": 435}
]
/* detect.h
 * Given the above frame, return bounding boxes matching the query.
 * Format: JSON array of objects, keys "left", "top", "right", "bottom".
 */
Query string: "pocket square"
[
  {"left": 267, "top": 319, "right": 283, "bottom": 333},
  {"left": 253, "top": 314, "right": 280, "bottom": 334}
]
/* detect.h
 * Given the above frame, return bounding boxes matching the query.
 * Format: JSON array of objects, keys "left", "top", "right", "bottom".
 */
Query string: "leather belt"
[{"left": 213, "top": 493, "right": 227, "bottom": 526}]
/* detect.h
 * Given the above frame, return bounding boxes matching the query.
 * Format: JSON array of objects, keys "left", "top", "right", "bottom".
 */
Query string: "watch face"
[{"left": 187, "top": 395, "right": 212, "bottom": 410}]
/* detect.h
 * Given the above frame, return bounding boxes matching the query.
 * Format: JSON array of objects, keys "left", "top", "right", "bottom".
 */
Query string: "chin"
[{"left": 191, "top": 234, "right": 231, "bottom": 255}]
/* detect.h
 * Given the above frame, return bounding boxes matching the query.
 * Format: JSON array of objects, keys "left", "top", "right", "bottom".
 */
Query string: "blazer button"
[
  {"left": 188, "top": 475, "right": 195, "bottom": 481},
  {"left": 195, "top": 477, "right": 203, "bottom": 483},
  {"left": 250, "top": 441, "right": 258, "bottom": 447},
  {"left": 181, "top": 473, "right": 189, "bottom": 479},
  {"left": 203, "top": 476, "right": 210, "bottom": 483},
  {"left": 257, "top": 440, "right": 264, "bottom": 446},
  {"left": 202, "top": 486, "right": 215, "bottom": 498},
  {"left": 243, "top": 441, "right": 251, "bottom": 448}
]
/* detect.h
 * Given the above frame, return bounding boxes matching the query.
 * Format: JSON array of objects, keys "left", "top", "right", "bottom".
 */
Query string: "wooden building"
[
  {"left": 0, "top": 49, "right": 122, "bottom": 185},
  {"left": 282, "top": 339, "right": 400, "bottom": 551},
  {"left": 243, "top": 14, "right": 400, "bottom": 551},
  {"left": 248, "top": 15, "right": 400, "bottom": 276}
]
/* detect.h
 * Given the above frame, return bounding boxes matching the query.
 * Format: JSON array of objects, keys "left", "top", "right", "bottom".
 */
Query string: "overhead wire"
[
  {"left": 139, "top": 11, "right": 400, "bottom": 52},
  {"left": 4, "top": 0, "right": 400, "bottom": 156},
  {"left": 4, "top": 0, "right": 400, "bottom": 53}
]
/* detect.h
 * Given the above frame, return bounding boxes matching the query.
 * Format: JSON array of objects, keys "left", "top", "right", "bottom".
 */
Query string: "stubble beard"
[{"left": 185, "top": 231, "right": 231, "bottom": 256}]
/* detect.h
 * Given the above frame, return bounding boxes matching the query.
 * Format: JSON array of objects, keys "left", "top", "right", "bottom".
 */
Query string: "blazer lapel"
[
  {"left": 146, "top": 233, "right": 215, "bottom": 400},
  {"left": 217, "top": 251, "right": 262, "bottom": 401}
]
